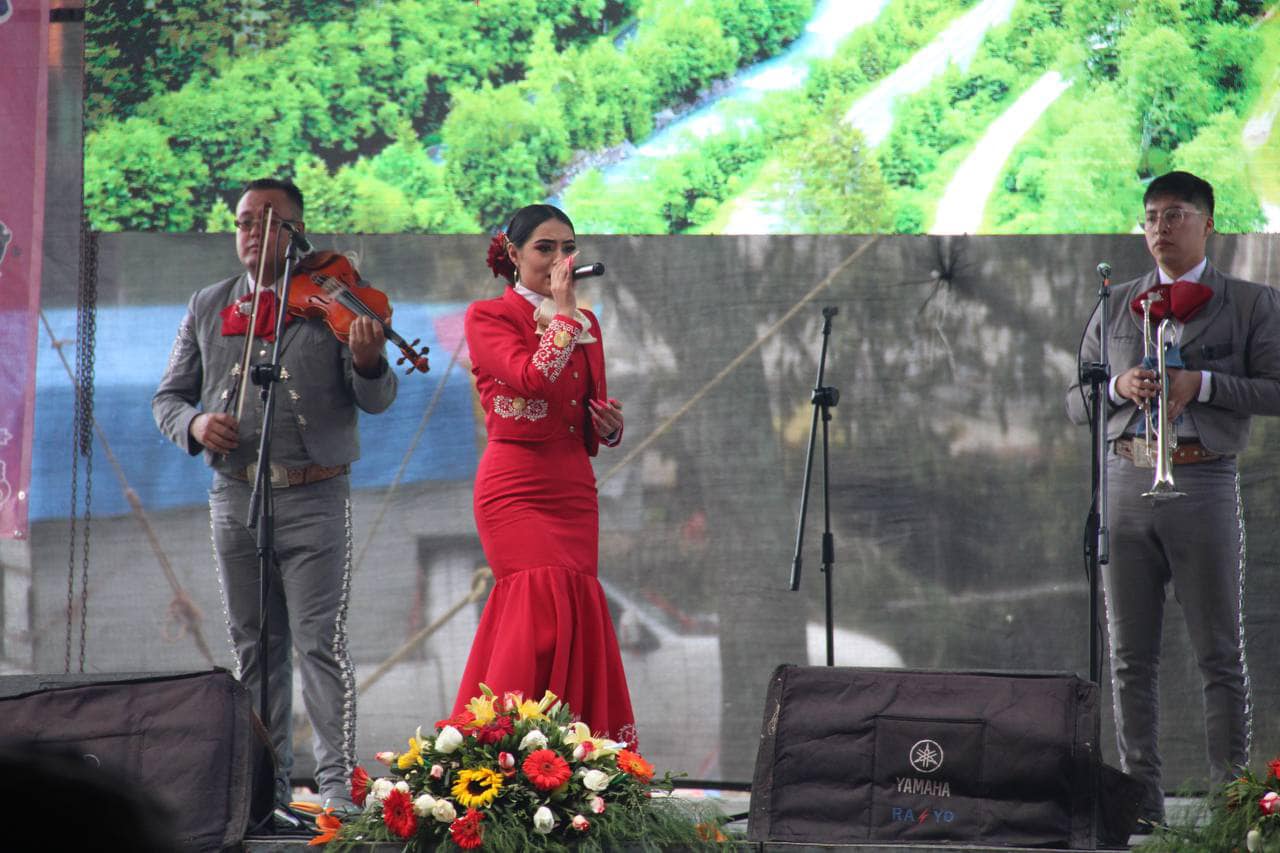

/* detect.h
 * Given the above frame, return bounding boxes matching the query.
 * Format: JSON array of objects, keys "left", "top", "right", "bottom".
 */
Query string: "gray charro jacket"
[
  {"left": 152, "top": 273, "right": 397, "bottom": 470},
  {"left": 1066, "top": 261, "right": 1280, "bottom": 456}
]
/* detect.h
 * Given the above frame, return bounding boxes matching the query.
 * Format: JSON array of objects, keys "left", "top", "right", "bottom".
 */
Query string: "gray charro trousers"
[
  {"left": 1103, "top": 452, "right": 1250, "bottom": 820},
  {"left": 209, "top": 473, "right": 356, "bottom": 805}
]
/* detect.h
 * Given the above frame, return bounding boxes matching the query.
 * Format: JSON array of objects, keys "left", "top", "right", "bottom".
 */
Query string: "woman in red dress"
[{"left": 452, "top": 204, "right": 636, "bottom": 746}]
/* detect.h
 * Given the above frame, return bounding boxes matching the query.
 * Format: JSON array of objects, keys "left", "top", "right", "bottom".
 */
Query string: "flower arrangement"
[
  {"left": 1144, "top": 757, "right": 1280, "bottom": 852},
  {"left": 321, "top": 685, "right": 728, "bottom": 851}
]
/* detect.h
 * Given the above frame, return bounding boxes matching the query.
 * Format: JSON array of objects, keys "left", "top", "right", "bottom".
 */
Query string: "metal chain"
[{"left": 64, "top": 223, "right": 98, "bottom": 673}]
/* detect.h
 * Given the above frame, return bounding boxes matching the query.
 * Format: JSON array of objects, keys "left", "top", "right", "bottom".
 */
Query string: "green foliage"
[
  {"left": 1142, "top": 760, "right": 1280, "bottom": 852},
  {"left": 805, "top": 0, "right": 974, "bottom": 106},
  {"left": 562, "top": 169, "right": 669, "bottom": 233},
  {"left": 85, "top": 0, "right": 811, "bottom": 232},
  {"left": 630, "top": 4, "right": 739, "bottom": 105},
  {"left": 1172, "top": 111, "right": 1265, "bottom": 233},
  {"left": 783, "top": 109, "right": 894, "bottom": 233},
  {"left": 987, "top": 86, "right": 1143, "bottom": 233},
  {"left": 706, "top": 0, "right": 813, "bottom": 61},
  {"left": 83, "top": 118, "right": 209, "bottom": 231},
  {"left": 442, "top": 86, "right": 570, "bottom": 230},
  {"left": 1121, "top": 27, "right": 1215, "bottom": 153}
]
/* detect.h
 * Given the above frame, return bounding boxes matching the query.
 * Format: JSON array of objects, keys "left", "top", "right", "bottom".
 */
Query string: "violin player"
[{"left": 153, "top": 178, "right": 398, "bottom": 819}]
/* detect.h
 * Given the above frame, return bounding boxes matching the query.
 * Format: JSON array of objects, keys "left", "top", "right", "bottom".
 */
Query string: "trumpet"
[{"left": 1136, "top": 292, "right": 1185, "bottom": 500}]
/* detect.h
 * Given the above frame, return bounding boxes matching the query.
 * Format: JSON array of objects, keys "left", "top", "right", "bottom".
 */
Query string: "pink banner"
[{"left": 0, "top": 0, "right": 49, "bottom": 539}]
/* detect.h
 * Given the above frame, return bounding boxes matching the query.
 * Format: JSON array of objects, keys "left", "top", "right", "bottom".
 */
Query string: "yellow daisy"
[{"left": 451, "top": 767, "right": 504, "bottom": 809}]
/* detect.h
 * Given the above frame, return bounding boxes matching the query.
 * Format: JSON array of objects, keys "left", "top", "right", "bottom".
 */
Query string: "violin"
[{"left": 288, "top": 250, "right": 430, "bottom": 374}]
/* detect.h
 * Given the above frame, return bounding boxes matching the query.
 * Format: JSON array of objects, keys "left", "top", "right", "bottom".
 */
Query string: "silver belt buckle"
[{"left": 245, "top": 461, "right": 290, "bottom": 488}]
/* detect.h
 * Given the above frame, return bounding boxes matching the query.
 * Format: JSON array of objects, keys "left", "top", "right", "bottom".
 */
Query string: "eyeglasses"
[
  {"left": 233, "top": 217, "right": 299, "bottom": 233},
  {"left": 1139, "top": 208, "right": 1204, "bottom": 231}
]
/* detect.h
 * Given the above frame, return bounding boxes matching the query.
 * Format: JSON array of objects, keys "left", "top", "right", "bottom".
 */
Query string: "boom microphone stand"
[
  {"left": 246, "top": 224, "right": 310, "bottom": 824},
  {"left": 789, "top": 306, "right": 840, "bottom": 667},
  {"left": 1079, "top": 262, "right": 1112, "bottom": 685}
]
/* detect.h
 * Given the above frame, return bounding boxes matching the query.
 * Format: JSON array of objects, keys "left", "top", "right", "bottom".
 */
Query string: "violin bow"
[{"left": 234, "top": 204, "right": 275, "bottom": 422}]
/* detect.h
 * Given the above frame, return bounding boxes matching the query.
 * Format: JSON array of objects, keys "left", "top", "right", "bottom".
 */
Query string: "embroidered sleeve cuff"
[{"left": 532, "top": 316, "right": 581, "bottom": 382}]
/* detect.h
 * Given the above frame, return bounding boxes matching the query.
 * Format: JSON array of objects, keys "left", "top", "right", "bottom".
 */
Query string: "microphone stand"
[
  {"left": 789, "top": 306, "right": 840, "bottom": 667},
  {"left": 1079, "top": 264, "right": 1112, "bottom": 685},
  {"left": 246, "top": 227, "right": 307, "bottom": 823}
]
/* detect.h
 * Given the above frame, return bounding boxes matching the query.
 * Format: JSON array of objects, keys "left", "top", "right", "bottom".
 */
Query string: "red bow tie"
[
  {"left": 219, "top": 289, "right": 292, "bottom": 342},
  {"left": 1130, "top": 280, "right": 1213, "bottom": 324}
]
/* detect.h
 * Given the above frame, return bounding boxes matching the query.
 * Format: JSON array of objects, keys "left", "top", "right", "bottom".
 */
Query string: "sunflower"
[{"left": 451, "top": 767, "right": 504, "bottom": 809}]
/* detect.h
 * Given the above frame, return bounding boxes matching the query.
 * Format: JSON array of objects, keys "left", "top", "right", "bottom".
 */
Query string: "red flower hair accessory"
[{"left": 486, "top": 231, "right": 516, "bottom": 283}]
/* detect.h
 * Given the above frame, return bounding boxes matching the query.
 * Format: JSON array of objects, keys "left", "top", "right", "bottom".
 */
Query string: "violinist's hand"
[
  {"left": 550, "top": 253, "right": 578, "bottom": 317},
  {"left": 348, "top": 315, "right": 387, "bottom": 375},
  {"left": 589, "top": 397, "right": 623, "bottom": 440},
  {"left": 191, "top": 412, "right": 239, "bottom": 454}
]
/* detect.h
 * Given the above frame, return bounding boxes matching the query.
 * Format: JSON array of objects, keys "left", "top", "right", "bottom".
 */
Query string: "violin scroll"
[{"left": 397, "top": 338, "right": 431, "bottom": 375}]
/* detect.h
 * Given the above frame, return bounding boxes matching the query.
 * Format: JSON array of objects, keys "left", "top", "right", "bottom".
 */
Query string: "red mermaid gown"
[{"left": 452, "top": 290, "right": 636, "bottom": 746}]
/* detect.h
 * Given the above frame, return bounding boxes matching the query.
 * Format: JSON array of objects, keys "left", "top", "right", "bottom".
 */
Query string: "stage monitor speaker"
[
  {"left": 0, "top": 668, "right": 272, "bottom": 852},
  {"left": 748, "top": 665, "right": 1141, "bottom": 850}
]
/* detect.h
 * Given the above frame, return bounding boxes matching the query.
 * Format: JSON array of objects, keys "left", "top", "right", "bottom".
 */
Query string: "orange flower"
[
  {"left": 617, "top": 749, "right": 655, "bottom": 782},
  {"left": 308, "top": 808, "right": 341, "bottom": 847},
  {"left": 696, "top": 821, "right": 728, "bottom": 842}
]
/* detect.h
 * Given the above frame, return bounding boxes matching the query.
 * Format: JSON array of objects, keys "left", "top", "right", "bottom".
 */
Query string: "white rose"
[
  {"left": 435, "top": 725, "right": 464, "bottom": 754},
  {"left": 581, "top": 769, "right": 610, "bottom": 792},
  {"left": 431, "top": 798, "right": 457, "bottom": 823},
  {"left": 394, "top": 780, "right": 411, "bottom": 794},
  {"left": 413, "top": 794, "right": 437, "bottom": 817},
  {"left": 519, "top": 729, "right": 549, "bottom": 751},
  {"left": 369, "top": 778, "right": 394, "bottom": 804},
  {"left": 533, "top": 805, "right": 556, "bottom": 834}
]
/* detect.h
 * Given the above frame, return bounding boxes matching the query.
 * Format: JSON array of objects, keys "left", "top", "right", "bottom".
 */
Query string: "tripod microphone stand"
[
  {"left": 789, "top": 306, "right": 840, "bottom": 666},
  {"left": 1079, "top": 262, "right": 1113, "bottom": 685}
]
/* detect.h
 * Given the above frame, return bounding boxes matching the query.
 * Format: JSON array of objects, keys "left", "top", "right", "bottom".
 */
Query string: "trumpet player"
[{"left": 1066, "top": 171, "right": 1280, "bottom": 832}]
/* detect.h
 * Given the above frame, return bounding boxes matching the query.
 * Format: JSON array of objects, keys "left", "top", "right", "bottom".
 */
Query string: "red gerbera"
[
  {"left": 434, "top": 709, "right": 476, "bottom": 729},
  {"left": 1268, "top": 757, "right": 1280, "bottom": 781},
  {"left": 617, "top": 749, "right": 655, "bottom": 782},
  {"left": 450, "top": 808, "right": 485, "bottom": 849},
  {"left": 350, "top": 765, "right": 370, "bottom": 807},
  {"left": 474, "top": 714, "right": 514, "bottom": 745},
  {"left": 382, "top": 788, "right": 418, "bottom": 840},
  {"left": 523, "top": 748, "right": 572, "bottom": 790}
]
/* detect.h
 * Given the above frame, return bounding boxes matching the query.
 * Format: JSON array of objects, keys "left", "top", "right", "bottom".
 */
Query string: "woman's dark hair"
[{"left": 506, "top": 204, "right": 574, "bottom": 247}]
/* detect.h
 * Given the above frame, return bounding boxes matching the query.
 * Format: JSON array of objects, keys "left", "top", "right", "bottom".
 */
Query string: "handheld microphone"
[
  {"left": 280, "top": 220, "right": 313, "bottom": 256},
  {"left": 1096, "top": 262, "right": 1111, "bottom": 281},
  {"left": 572, "top": 262, "right": 605, "bottom": 279}
]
